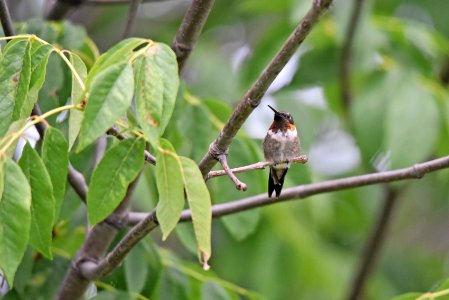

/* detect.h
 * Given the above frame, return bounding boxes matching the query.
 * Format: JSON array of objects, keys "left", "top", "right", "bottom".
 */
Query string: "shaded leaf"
[
  {"left": 180, "top": 156, "right": 212, "bottom": 269},
  {"left": 87, "top": 138, "right": 145, "bottom": 225},
  {"left": 156, "top": 138, "right": 184, "bottom": 240},
  {"left": 202, "top": 281, "right": 232, "bottom": 300},
  {"left": 68, "top": 52, "right": 88, "bottom": 150},
  {"left": 42, "top": 127, "right": 69, "bottom": 220},
  {"left": 0, "top": 38, "right": 31, "bottom": 137},
  {"left": 124, "top": 243, "right": 148, "bottom": 293},
  {"left": 0, "top": 160, "right": 31, "bottom": 286},
  {"left": 18, "top": 144, "right": 55, "bottom": 259},
  {"left": 77, "top": 63, "right": 134, "bottom": 152},
  {"left": 385, "top": 74, "right": 440, "bottom": 169}
]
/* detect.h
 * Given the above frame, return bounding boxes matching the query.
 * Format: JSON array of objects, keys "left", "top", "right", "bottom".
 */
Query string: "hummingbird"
[{"left": 263, "top": 105, "right": 301, "bottom": 198}]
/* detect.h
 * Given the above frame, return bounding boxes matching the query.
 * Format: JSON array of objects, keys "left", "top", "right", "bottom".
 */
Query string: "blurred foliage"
[{"left": 3, "top": 0, "right": 449, "bottom": 299}]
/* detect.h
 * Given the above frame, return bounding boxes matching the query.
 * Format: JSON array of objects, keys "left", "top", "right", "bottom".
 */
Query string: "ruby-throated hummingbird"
[{"left": 263, "top": 105, "right": 301, "bottom": 198}]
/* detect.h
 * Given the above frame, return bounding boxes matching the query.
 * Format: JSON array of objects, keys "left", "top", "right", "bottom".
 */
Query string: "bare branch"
[
  {"left": 0, "top": 0, "right": 15, "bottom": 36},
  {"left": 339, "top": 0, "right": 365, "bottom": 108},
  {"left": 197, "top": 0, "right": 333, "bottom": 176},
  {"left": 84, "top": 154, "right": 449, "bottom": 278},
  {"left": 67, "top": 164, "right": 88, "bottom": 201},
  {"left": 122, "top": 0, "right": 142, "bottom": 38},
  {"left": 172, "top": 0, "right": 215, "bottom": 72},
  {"left": 93, "top": 135, "right": 107, "bottom": 168},
  {"left": 46, "top": 0, "right": 87, "bottom": 20},
  {"left": 346, "top": 187, "right": 400, "bottom": 300},
  {"left": 56, "top": 179, "right": 139, "bottom": 300},
  {"left": 206, "top": 155, "right": 308, "bottom": 181},
  {"left": 217, "top": 153, "right": 247, "bottom": 191}
]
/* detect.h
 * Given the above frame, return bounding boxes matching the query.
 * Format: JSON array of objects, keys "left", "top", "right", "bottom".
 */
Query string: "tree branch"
[
  {"left": 122, "top": 0, "right": 142, "bottom": 38},
  {"left": 0, "top": 0, "right": 15, "bottom": 36},
  {"left": 46, "top": 0, "right": 87, "bottom": 20},
  {"left": 67, "top": 164, "right": 88, "bottom": 200},
  {"left": 206, "top": 155, "right": 308, "bottom": 181},
  {"left": 55, "top": 179, "right": 139, "bottom": 300},
  {"left": 216, "top": 153, "right": 247, "bottom": 191},
  {"left": 346, "top": 187, "right": 400, "bottom": 300},
  {"left": 82, "top": 153, "right": 449, "bottom": 278},
  {"left": 197, "top": 0, "right": 333, "bottom": 176},
  {"left": 339, "top": 0, "right": 365, "bottom": 109},
  {"left": 172, "top": 0, "right": 215, "bottom": 72}
]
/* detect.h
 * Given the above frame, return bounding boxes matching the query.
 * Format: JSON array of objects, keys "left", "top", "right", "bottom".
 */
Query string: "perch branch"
[
  {"left": 82, "top": 153, "right": 449, "bottom": 278},
  {"left": 339, "top": 0, "right": 365, "bottom": 108},
  {"left": 346, "top": 187, "right": 400, "bottom": 300},
  {"left": 217, "top": 153, "right": 247, "bottom": 191},
  {"left": 206, "top": 155, "right": 308, "bottom": 181},
  {"left": 172, "top": 0, "right": 215, "bottom": 72},
  {"left": 197, "top": 0, "right": 333, "bottom": 176}
]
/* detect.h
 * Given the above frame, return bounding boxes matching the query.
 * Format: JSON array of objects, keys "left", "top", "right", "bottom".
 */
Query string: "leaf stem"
[{"left": 0, "top": 104, "right": 82, "bottom": 155}]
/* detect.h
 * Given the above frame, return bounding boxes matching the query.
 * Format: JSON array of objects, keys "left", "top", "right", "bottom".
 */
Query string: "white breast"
[{"left": 267, "top": 128, "right": 298, "bottom": 162}]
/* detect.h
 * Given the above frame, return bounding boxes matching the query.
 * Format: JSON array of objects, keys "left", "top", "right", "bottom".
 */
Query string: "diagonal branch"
[
  {"left": 122, "top": 0, "right": 142, "bottom": 38},
  {"left": 172, "top": 0, "right": 215, "bottom": 72},
  {"left": 46, "top": 0, "right": 87, "bottom": 20},
  {"left": 346, "top": 186, "right": 400, "bottom": 300},
  {"left": 339, "top": 0, "right": 365, "bottom": 109},
  {"left": 197, "top": 0, "right": 333, "bottom": 176},
  {"left": 0, "top": 0, "right": 15, "bottom": 36},
  {"left": 82, "top": 153, "right": 449, "bottom": 278}
]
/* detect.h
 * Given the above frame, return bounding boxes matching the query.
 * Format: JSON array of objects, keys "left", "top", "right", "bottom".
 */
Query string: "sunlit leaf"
[
  {"left": 87, "top": 138, "right": 145, "bottom": 225},
  {"left": 180, "top": 156, "right": 212, "bottom": 269},
  {"left": 156, "top": 138, "right": 184, "bottom": 240},
  {"left": 0, "top": 38, "right": 31, "bottom": 137},
  {"left": 68, "top": 52, "right": 87, "bottom": 150},
  {"left": 134, "top": 43, "right": 179, "bottom": 147},
  {"left": 0, "top": 159, "right": 31, "bottom": 286},
  {"left": 42, "top": 127, "right": 69, "bottom": 220},
  {"left": 18, "top": 143, "right": 55, "bottom": 259},
  {"left": 77, "top": 63, "right": 134, "bottom": 152}
]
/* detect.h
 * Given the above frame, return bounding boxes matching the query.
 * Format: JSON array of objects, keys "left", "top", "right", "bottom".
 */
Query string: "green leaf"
[
  {"left": 42, "top": 127, "right": 69, "bottom": 220},
  {"left": 0, "top": 159, "right": 31, "bottom": 286},
  {"left": 156, "top": 139, "right": 184, "bottom": 240},
  {"left": 202, "top": 281, "right": 232, "bottom": 300},
  {"left": 180, "top": 156, "right": 212, "bottom": 269},
  {"left": 0, "top": 38, "right": 31, "bottom": 137},
  {"left": 77, "top": 63, "right": 134, "bottom": 152},
  {"left": 24, "top": 43, "right": 53, "bottom": 119},
  {"left": 385, "top": 75, "right": 440, "bottom": 169},
  {"left": 124, "top": 243, "right": 148, "bottom": 293},
  {"left": 68, "top": 52, "right": 88, "bottom": 150},
  {"left": 134, "top": 43, "right": 179, "bottom": 146},
  {"left": 86, "top": 37, "right": 146, "bottom": 89},
  {"left": 87, "top": 138, "right": 145, "bottom": 225},
  {"left": 18, "top": 143, "right": 55, "bottom": 259}
]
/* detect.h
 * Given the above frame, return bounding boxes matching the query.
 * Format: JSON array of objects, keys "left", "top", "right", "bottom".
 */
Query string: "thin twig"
[
  {"left": 346, "top": 187, "right": 400, "bottom": 300},
  {"left": 122, "top": 0, "right": 142, "bottom": 38},
  {"left": 0, "top": 0, "right": 15, "bottom": 36},
  {"left": 339, "top": 0, "right": 365, "bottom": 109},
  {"left": 172, "top": 0, "right": 215, "bottom": 72},
  {"left": 197, "top": 0, "right": 333, "bottom": 176},
  {"left": 82, "top": 153, "right": 449, "bottom": 278},
  {"left": 107, "top": 127, "right": 156, "bottom": 164},
  {"left": 206, "top": 155, "right": 308, "bottom": 181},
  {"left": 217, "top": 153, "right": 247, "bottom": 191}
]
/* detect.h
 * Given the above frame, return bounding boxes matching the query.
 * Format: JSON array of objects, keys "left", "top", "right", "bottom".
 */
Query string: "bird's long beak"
[{"left": 268, "top": 105, "right": 279, "bottom": 115}]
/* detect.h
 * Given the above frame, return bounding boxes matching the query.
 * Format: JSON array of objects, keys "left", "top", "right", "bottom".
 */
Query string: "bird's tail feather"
[{"left": 268, "top": 167, "right": 288, "bottom": 198}]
